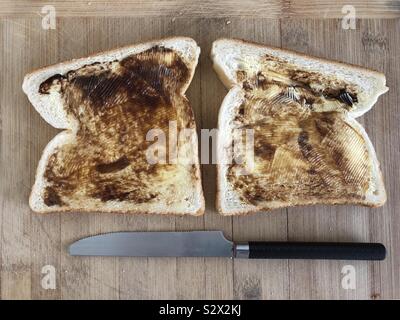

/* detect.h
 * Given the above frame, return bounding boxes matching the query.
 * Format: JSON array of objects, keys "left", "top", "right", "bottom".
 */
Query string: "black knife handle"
[{"left": 235, "top": 242, "right": 386, "bottom": 260}]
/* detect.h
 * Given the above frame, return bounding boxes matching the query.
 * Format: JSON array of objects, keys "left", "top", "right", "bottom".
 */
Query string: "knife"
[{"left": 69, "top": 231, "right": 386, "bottom": 260}]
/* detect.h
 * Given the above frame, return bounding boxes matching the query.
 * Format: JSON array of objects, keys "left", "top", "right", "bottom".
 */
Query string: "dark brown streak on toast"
[
  {"left": 43, "top": 186, "right": 65, "bottom": 206},
  {"left": 39, "top": 46, "right": 190, "bottom": 206},
  {"left": 39, "top": 74, "right": 65, "bottom": 94},
  {"left": 95, "top": 156, "right": 130, "bottom": 174}
]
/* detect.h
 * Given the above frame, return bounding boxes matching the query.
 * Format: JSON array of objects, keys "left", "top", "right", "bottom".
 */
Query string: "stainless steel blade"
[{"left": 69, "top": 231, "right": 233, "bottom": 257}]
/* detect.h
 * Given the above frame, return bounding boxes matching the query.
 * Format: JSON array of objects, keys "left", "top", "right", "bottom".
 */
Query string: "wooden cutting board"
[{"left": 0, "top": 1, "right": 399, "bottom": 299}]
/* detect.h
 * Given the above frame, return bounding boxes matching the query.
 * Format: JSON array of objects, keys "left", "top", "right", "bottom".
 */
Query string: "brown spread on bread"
[
  {"left": 39, "top": 46, "right": 195, "bottom": 206},
  {"left": 228, "top": 54, "right": 371, "bottom": 205}
]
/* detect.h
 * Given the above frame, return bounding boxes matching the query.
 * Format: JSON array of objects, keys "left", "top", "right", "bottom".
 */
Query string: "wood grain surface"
[
  {"left": 0, "top": 15, "right": 399, "bottom": 299},
  {"left": 1, "top": 0, "right": 400, "bottom": 18}
]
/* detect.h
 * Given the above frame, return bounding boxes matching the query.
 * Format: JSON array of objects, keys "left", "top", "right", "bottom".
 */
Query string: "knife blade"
[{"left": 69, "top": 231, "right": 386, "bottom": 260}]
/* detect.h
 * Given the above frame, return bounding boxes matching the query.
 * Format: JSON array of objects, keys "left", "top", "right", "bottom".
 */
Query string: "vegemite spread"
[
  {"left": 39, "top": 46, "right": 196, "bottom": 206},
  {"left": 229, "top": 54, "right": 371, "bottom": 205}
]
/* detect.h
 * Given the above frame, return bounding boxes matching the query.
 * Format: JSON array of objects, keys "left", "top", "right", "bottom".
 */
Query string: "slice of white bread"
[
  {"left": 23, "top": 37, "right": 205, "bottom": 215},
  {"left": 212, "top": 38, "right": 388, "bottom": 215}
]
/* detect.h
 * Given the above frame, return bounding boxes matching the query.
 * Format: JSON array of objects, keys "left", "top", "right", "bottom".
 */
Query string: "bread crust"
[
  {"left": 24, "top": 37, "right": 205, "bottom": 215},
  {"left": 212, "top": 38, "right": 387, "bottom": 216}
]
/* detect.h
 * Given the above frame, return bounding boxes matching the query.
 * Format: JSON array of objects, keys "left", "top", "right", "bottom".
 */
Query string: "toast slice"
[
  {"left": 23, "top": 37, "right": 205, "bottom": 215},
  {"left": 212, "top": 38, "right": 388, "bottom": 215}
]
